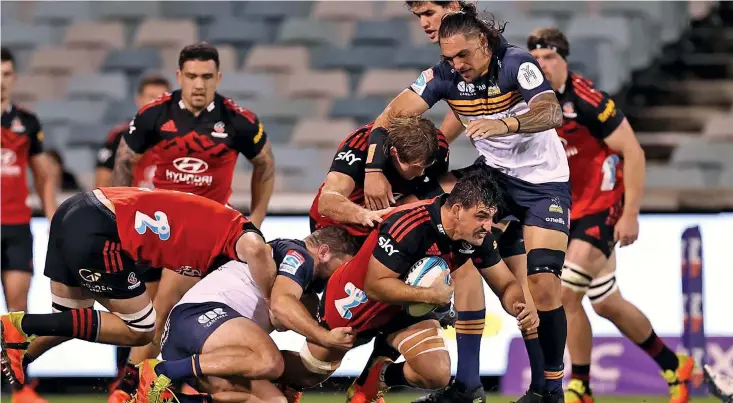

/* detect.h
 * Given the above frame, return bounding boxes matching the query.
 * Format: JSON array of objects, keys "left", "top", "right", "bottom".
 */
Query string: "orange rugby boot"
[
  {"left": 663, "top": 353, "right": 695, "bottom": 403},
  {"left": 1, "top": 312, "right": 36, "bottom": 386},
  {"left": 357, "top": 357, "right": 392, "bottom": 403},
  {"left": 136, "top": 359, "right": 177, "bottom": 403}
]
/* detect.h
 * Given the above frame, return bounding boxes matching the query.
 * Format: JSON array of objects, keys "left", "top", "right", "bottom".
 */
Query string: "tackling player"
[
  {"left": 135, "top": 227, "right": 360, "bottom": 403},
  {"left": 0, "top": 188, "right": 276, "bottom": 392},
  {"left": 1, "top": 46, "right": 58, "bottom": 403},
  {"left": 363, "top": 11, "right": 569, "bottom": 403},
  {"left": 283, "top": 171, "right": 536, "bottom": 403},
  {"left": 108, "top": 42, "right": 275, "bottom": 402},
  {"left": 527, "top": 28, "right": 694, "bottom": 403},
  {"left": 95, "top": 74, "right": 170, "bottom": 189}
]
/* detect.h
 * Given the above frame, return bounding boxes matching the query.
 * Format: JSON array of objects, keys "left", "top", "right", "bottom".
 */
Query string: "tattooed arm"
[
  {"left": 506, "top": 92, "right": 563, "bottom": 134},
  {"left": 248, "top": 140, "right": 275, "bottom": 227},
  {"left": 111, "top": 137, "right": 142, "bottom": 186}
]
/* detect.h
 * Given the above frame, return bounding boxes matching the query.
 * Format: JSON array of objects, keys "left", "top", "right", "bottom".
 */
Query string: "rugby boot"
[
  {"left": 663, "top": 353, "right": 695, "bottom": 403},
  {"left": 107, "top": 390, "right": 132, "bottom": 403},
  {"left": 703, "top": 364, "right": 733, "bottom": 403},
  {"left": 564, "top": 379, "right": 594, "bottom": 403},
  {"left": 1, "top": 312, "right": 36, "bottom": 386},
  {"left": 510, "top": 389, "right": 543, "bottom": 403},
  {"left": 411, "top": 380, "right": 486, "bottom": 403},
  {"left": 136, "top": 359, "right": 177, "bottom": 403},
  {"left": 347, "top": 381, "right": 386, "bottom": 403},
  {"left": 357, "top": 357, "right": 392, "bottom": 403},
  {"left": 11, "top": 380, "right": 48, "bottom": 403},
  {"left": 110, "top": 363, "right": 139, "bottom": 403}
]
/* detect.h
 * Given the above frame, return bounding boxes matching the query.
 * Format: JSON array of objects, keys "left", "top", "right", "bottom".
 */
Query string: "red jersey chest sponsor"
[
  {"left": 1, "top": 127, "right": 32, "bottom": 224},
  {"left": 100, "top": 187, "right": 246, "bottom": 274},
  {"left": 557, "top": 121, "right": 624, "bottom": 219}
]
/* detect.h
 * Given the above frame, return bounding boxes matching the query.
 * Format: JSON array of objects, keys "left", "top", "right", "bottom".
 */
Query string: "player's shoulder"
[
  {"left": 337, "top": 122, "right": 373, "bottom": 152},
  {"left": 500, "top": 43, "right": 535, "bottom": 65},
  {"left": 136, "top": 91, "right": 174, "bottom": 117},
  {"left": 106, "top": 121, "right": 129, "bottom": 143},
  {"left": 568, "top": 72, "right": 610, "bottom": 107},
  {"left": 11, "top": 105, "right": 42, "bottom": 128},
  {"left": 435, "top": 129, "right": 448, "bottom": 150},
  {"left": 380, "top": 200, "right": 436, "bottom": 236},
  {"left": 219, "top": 94, "right": 261, "bottom": 127}
]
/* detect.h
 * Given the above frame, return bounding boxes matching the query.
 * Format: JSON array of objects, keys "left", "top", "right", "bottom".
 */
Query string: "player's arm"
[
  {"left": 112, "top": 108, "right": 158, "bottom": 186},
  {"left": 270, "top": 277, "right": 333, "bottom": 346},
  {"left": 231, "top": 108, "right": 274, "bottom": 228},
  {"left": 95, "top": 129, "right": 121, "bottom": 187},
  {"left": 319, "top": 172, "right": 390, "bottom": 227},
  {"left": 365, "top": 66, "right": 449, "bottom": 209},
  {"left": 27, "top": 122, "right": 58, "bottom": 219},
  {"left": 235, "top": 230, "right": 277, "bottom": 298},
  {"left": 439, "top": 109, "right": 465, "bottom": 143}
]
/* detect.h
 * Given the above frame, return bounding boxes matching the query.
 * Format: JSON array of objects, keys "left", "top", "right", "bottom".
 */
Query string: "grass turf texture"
[{"left": 38, "top": 394, "right": 723, "bottom": 403}]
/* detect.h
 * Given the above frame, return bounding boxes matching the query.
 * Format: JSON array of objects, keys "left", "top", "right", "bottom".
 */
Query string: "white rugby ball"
[{"left": 404, "top": 256, "right": 451, "bottom": 317}]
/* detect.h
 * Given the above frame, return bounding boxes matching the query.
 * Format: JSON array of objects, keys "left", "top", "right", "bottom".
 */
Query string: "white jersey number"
[
  {"left": 335, "top": 282, "right": 368, "bottom": 320},
  {"left": 600, "top": 154, "right": 621, "bottom": 191},
  {"left": 134, "top": 210, "right": 171, "bottom": 241}
]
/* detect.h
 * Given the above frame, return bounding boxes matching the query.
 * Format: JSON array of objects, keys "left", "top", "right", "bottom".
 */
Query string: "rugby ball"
[{"left": 404, "top": 256, "right": 451, "bottom": 317}]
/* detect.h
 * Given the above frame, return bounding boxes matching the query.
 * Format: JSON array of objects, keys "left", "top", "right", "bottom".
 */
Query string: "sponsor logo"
[
  {"left": 562, "top": 102, "right": 577, "bottom": 118},
  {"left": 335, "top": 282, "right": 368, "bottom": 319},
  {"left": 0, "top": 148, "right": 20, "bottom": 176},
  {"left": 173, "top": 157, "right": 209, "bottom": 174},
  {"left": 211, "top": 121, "right": 228, "bottom": 138},
  {"left": 457, "top": 81, "right": 475, "bottom": 96},
  {"left": 198, "top": 307, "right": 228, "bottom": 328},
  {"left": 10, "top": 117, "right": 26, "bottom": 133},
  {"left": 437, "top": 224, "right": 445, "bottom": 234},
  {"left": 410, "top": 69, "right": 434, "bottom": 96},
  {"left": 517, "top": 62, "right": 544, "bottom": 91},
  {"left": 459, "top": 241, "right": 475, "bottom": 254},
  {"left": 129, "top": 118, "right": 136, "bottom": 134},
  {"left": 378, "top": 236, "right": 399, "bottom": 256},
  {"left": 335, "top": 150, "right": 362, "bottom": 166},
  {"left": 174, "top": 266, "right": 203, "bottom": 277},
  {"left": 597, "top": 99, "right": 617, "bottom": 123},
  {"left": 279, "top": 250, "right": 306, "bottom": 276},
  {"left": 545, "top": 217, "right": 566, "bottom": 225},
  {"left": 79, "top": 269, "right": 101, "bottom": 283},
  {"left": 127, "top": 272, "right": 141, "bottom": 290},
  {"left": 548, "top": 198, "right": 564, "bottom": 214},
  {"left": 486, "top": 85, "right": 501, "bottom": 96}
]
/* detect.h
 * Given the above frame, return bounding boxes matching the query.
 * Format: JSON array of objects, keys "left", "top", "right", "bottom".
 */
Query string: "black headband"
[{"left": 527, "top": 37, "right": 569, "bottom": 59}]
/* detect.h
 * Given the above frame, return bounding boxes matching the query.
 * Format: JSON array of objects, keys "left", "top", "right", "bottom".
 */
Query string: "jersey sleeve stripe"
[
  {"left": 223, "top": 98, "right": 258, "bottom": 124},
  {"left": 353, "top": 134, "right": 369, "bottom": 151},
  {"left": 395, "top": 216, "right": 431, "bottom": 243},
  {"left": 574, "top": 87, "right": 602, "bottom": 108},
  {"left": 390, "top": 209, "right": 430, "bottom": 241},
  {"left": 387, "top": 207, "right": 425, "bottom": 237}
]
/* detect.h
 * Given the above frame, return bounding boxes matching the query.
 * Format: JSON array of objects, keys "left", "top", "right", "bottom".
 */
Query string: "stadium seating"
[{"left": 1, "top": 0, "right": 730, "bottom": 211}]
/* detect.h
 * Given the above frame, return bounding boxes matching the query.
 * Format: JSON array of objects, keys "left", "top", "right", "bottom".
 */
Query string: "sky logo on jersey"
[
  {"left": 378, "top": 236, "right": 399, "bottom": 256},
  {"left": 134, "top": 210, "right": 171, "bottom": 241},
  {"left": 335, "top": 150, "right": 362, "bottom": 166},
  {"left": 410, "top": 68, "right": 434, "bottom": 96},
  {"left": 280, "top": 250, "right": 306, "bottom": 276}
]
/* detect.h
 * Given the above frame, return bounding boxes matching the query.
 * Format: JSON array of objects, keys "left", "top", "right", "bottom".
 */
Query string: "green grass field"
[{"left": 32, "top": 394, "right": 723, "bottom": 403}]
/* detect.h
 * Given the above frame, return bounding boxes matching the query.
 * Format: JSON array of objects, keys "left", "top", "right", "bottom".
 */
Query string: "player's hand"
[
  {"left": 428, "top": 270, "right": 454, "bottom": 306},
  {"left": 359, "top": 207, "right": 394, "bottom": 227},
  {"left": 466, "top": 118, "right": 510, "bottom": 140},
  {"left": 513, "top": 302, "right": 539, "bottom": 332},
  {"left": 364, "top": 171, "right": 395, "bottom": 210},
  {"left": 614, "top": 212, "right": 639, "bottom": 247},
  {"left": 326, "top": 327, "right": 356, "bottom": 351}
]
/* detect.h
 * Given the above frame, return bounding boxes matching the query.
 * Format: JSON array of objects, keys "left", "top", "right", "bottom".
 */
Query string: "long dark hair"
[{"left": 438, "top": 10, "right": 506, "bottom": 52}]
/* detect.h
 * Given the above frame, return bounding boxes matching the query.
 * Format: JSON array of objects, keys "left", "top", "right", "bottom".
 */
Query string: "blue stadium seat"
[
  {"left": 62, "top": 147, "right": 96, "bottom": 176},
  {"left": 241, "top": 1, "right": 314, "bottom": 20},
  {"left": 91, "top": 2, "right": 161, "bottom": 20},
  {"left": 352, "top": 20, "right": 410, "bottom": 47},
  {"left": 218, "top": 73, "right": 277, "bottom": 100},
  {"left": 34, "top": 100, "right": 109, "bottom": 126},
  {"left": 393, "top": 46, "right": 439, "bottom": 69},
  {"left": 329, "top": 97, "right": 389, "bottom": 124},
  {"left": 161, "top": 1, "right": 234, "bottom": 21},
  {"left": 205, "top": 18, "right": 272, "bottom": 47},
  {"left": 237, "top": 99, "right": 317, "bottom": 124},
  {"left": 259, "top": 121, "right": 294, "bottom": 145},
  {"left": 33, "top": 1, "right": 92, "bottom": 24},
  {"left": 104, "top": 99, "right": 138, "bottom": 125},
  {"left": 1, "top": 23, "right": 55, "bottom": 50},
  {"left": 278, "top": 19, "right": 340, "bottom": 47},
  {"left": 67, "top": 73, "right": 129, "bottom": 101},
  {"left": 310, "top": 46, "right": 395, "bottom": 71},
  {"left": 67, "top": 123, "right": 111, "bottom": 147},
  {"left": 102, "top": 49, "right": 162, "bottom": 75}
]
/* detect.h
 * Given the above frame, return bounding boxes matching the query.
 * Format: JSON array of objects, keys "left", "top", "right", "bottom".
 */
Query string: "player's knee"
[
  {"left": 527, "top": 249, "right": 565, "bottom": 306},
  {"left": 114, "top": 302, "right": 156, "bottom": 345},
  {"left": 259, "top": 349, "right": 285, "bottom": 380},
  {"left": 399, "top": 326, "right": 450, "bottom": 389},
  {"left": 588, "top": 272, "right": 619, "bottom": 319},
  {"left": 560, "top": 261, "right": 592, "bottom": 309},
  {"left": 298, "top": 343, "right": 340, "bottom": 387}
]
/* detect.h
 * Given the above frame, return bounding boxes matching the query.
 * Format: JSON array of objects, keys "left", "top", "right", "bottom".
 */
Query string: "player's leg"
[
  {"left": 197, "top": 378, "right": 286, "bottom": 403},
  {"left": 588, "top": 253, "right": 693, "bottom": 403},
  {"left": 360, "top": 319, "right": 450, "bottom": 402},
  {"left": 1, "top": 224, "right": 34, "bottom": 313}
]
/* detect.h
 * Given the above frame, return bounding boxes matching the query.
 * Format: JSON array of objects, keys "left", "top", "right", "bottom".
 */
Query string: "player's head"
[
  {"left": 405, "top": 1, "right": 477, "bottom": 43},
  {"left": 528, "top": 27, "right": 569, "bottom": 90},
  {"left": 386, "top": 115, "right": 440, "bottom": 180},
  {"left": 1, "top": 47, "right": 16, "bottom": 106},
  {"left": 135, "top": 74, "right": 171, "bottom": 109},
  {"left": 305, "top": 226, "right": 361, "bottom": 277},
  {"left": 442, "top": 170, "right": 503, "bottom": 245},
  {"left": 177, "top": 42, "right": 221, "bottom": 111},
  {"left": 438, "top": 11, "right": 504, "bottom": 82}
]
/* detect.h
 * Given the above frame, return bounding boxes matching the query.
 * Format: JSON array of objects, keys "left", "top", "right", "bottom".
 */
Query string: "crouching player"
[
  {"left": 135, "top": 227, "right": 360, "bottom": 403},
  {"left": 280, "top": 172, "right": 537, "bottom": 402},
  {"left": 0, "top": 187, "right": 275, "bottom": 388}
]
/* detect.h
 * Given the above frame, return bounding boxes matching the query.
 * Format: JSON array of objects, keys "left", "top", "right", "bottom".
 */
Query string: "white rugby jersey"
[{"left": 410, "top": 37, "right": 569, "bottom": 184}]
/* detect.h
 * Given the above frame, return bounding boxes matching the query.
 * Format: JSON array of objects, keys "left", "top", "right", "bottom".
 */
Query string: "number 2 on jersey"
[
  {"left": 135, "top": 211, "right": 171, "bottom": 241},
  {"left": 335, "top": 282, "right": 368, "bottom": 320}
]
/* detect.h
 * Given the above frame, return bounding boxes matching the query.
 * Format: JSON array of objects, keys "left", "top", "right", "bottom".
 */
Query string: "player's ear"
[{"left": 317, "top": 244, "right": 331, "bottom": 262}]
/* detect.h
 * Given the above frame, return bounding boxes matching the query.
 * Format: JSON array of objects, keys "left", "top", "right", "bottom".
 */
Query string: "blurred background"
[{"left": 1, "top": 1, "right": 732, "bottom": 402}]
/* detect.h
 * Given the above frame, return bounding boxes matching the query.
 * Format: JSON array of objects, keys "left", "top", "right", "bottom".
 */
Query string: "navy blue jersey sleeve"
[
  {"left": 329, "top": 126, "right": 370, "bottom": 183},
  {"left": 502, "top": 47, "right": 553, "bottom": 103},
  {"left": 471, "top": 233, "right": 502, "bottom": 269},
  {"left": 277, "top": 248, "right": 316, "bottom": 291},
  {"left": 224, "top": 98, "right": 268, "bottom": 160},
  {"left": 409, "top": 63, "right": 453, "bottom": 108},
  {"left": 372, "top": 208, "right": 430, "bottom": 275},
  {"left": 125, "top": 100, "right": 164, "bottom": 154},
  {"left": 572, "top": 78, "right": 625, "bottom": 140}
]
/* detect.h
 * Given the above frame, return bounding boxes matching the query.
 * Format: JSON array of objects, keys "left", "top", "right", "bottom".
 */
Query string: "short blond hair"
[{"left": 386, "top": 114, "right": 439, "bottom": 165}]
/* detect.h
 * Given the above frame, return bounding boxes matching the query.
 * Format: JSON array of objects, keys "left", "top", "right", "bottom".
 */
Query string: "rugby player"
[
  {"left": 0, "top": 188, "right": 276, "bottom": 392},
  {"left": 135, "top": 227, "right": 360, "bottom": 403},
  {"left": 527, "top": 28, "right": 694, "bottom": 403},
  {"left": 108, "top": 42, "right": 275, "bottom": 402},
  {"left": 95, "top": 73, "right": 170, "bottom": 401},
  {"left": 363, "top": 11, "right": 570, "bottom": 402},
  {"left": 1, "top": 46, "right": 58, "bottom": 403},
  {"left": 95, "top": 74, "right": 170, "bottom": 189},
  {"left": 704, "top": 365, "right": 733, "bottom": 403},
  {"left": 281, "top": 172, "right": 537, "bottom": 403}
]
